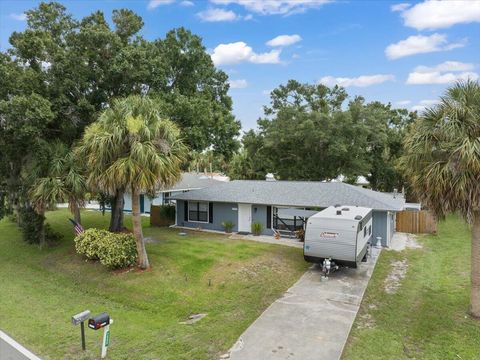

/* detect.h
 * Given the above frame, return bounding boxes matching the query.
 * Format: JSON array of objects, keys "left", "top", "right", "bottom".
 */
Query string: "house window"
[{"left": 188, "top": 201, "right": 209, "bottom": 222}]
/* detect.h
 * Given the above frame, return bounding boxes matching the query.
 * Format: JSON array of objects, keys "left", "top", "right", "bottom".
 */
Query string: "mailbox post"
[
  {"left": 101, "top": 319, "right": 113, "bottom": 358},
  {"left": 71, "top": 310, "right": 91, "bottom": 351},
  {"left": 88, "top": 312, "right": 113, "bottom": 359}
]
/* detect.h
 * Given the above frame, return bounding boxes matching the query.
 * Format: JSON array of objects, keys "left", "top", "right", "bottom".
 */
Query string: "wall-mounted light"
[{"left": 254, "top": 207, "right": 258, "bottom": 213}]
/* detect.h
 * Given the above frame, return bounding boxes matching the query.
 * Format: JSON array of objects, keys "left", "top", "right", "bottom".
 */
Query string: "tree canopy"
[
  {"left": 229, "top": 80, "right": 414, "bottom": 191},
  {"left": 0, "top": 1, "right": 240, "bottom": 242},
  {"left": 400, "top": 80, "right": 480, "bottom": 318}
]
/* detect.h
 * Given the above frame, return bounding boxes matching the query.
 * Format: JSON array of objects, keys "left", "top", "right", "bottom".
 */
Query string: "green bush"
[
  {"left": 150, "top": 204, "right": 176, "bottom": 227},
  {"left": 17, "top": 206, "right": 63, "bottom": 245},
  {"left": 97, "top": 232, "right": 137, "bottom": 269},
  {"left": 18, "top": 206, "right": 44, "bottom": 244},
  {"left": 251, "top": 222, "right": 263, "bottom": 236},
  {"left": 221, "top": 220, "right": 235, "bottom": 233},
  {"left": 75, "top": 228, "right": 137, "bottom": 269},
  {"left": 74, "top": 228, "right": 106, "bottom": 260}
]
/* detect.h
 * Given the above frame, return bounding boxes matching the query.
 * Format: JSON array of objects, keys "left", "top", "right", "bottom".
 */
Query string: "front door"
[
  {"left": 140, "top": 194, "right": 145, "bottom": 213},
  {"left": 238, "top": 203, "right": 252, "bottom": 233}
]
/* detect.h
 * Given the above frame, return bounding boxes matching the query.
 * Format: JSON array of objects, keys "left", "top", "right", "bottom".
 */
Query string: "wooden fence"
[
  {"left": 396, "top": 210, "right": 437, "bottom": 234},
  {"left": 150, "top": 205, "right": 176, "bottom": 227}
]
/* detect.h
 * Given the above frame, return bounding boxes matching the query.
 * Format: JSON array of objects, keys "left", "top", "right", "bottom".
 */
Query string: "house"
[
  {"left": 123, "top": 172, "right": 227, "bottom": 214},
  {"left": 171, "top": 178, "right": 406, "bottom": 247}
]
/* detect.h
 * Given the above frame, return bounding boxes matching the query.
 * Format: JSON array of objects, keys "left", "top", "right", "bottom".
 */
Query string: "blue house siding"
[
  {"left": 176, "top": 201, "right": 396, "bottom": 246},
  {"left": 372, "top": 211, "right": 392, "bottom": 247},
  {"left": 251, "top": 204, "right": 274, "bottom": 236},
  {"left": 176, "top": 200, "right": 239, "bottom": 232}
]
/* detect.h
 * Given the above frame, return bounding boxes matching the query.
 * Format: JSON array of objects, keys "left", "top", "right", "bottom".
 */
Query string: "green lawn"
[
  {"left": 343, "top": 215, "right": 480, "bottom": 360},
  {"left": 0, "top": 210, "right": 308, "bottom": 360}
]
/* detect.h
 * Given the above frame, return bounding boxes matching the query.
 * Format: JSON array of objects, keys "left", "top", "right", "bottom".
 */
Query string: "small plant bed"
[
  {"left": 0, "top": 209, "right": 308, "bottom": 359},
  {"left": 342, "top": 215, "right": 480, "bottom": 359}
]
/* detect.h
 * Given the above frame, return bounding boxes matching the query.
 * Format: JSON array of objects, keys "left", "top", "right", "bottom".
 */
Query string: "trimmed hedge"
[{"left": 75, "top": 228, "right": 137, "bottom": 269}]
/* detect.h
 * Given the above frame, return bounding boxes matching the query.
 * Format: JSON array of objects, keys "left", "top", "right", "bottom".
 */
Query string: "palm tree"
[
  {"left": 29, "top": 142, "right": 87, "bottom": 247},
  {"left": 400, "top": 80, "right": 480, "bottom": 317},
  {"left": 79, "top": 95, "right": 186, "bottom": 269}
]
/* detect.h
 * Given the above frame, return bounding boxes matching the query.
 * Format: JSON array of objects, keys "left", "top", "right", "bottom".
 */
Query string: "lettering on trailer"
[{"left": 320, "top": 231, "right": 339, "bottom": 239}]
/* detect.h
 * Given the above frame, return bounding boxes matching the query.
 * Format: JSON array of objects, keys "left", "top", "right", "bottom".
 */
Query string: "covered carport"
[{"left": 273, "top": 208, "right": 319, "bottom": 237}]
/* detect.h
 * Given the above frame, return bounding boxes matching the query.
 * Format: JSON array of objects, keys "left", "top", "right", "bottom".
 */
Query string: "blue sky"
[{"left": 1, "top": 0, "right": 479, "bottom": 130}]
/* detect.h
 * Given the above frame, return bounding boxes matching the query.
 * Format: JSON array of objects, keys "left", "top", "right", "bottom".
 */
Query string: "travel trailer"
[{"left": 304, "top": 205, "right": 373, "bottom": 268}]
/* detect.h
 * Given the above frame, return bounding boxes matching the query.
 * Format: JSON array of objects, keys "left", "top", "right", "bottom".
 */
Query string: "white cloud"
[
  {"left": 396, "top": 100, "right": 411, "bottom": 105},
  {"left": 209, "top": 0, "right": 331, "bottom": 16},
  {"left": 266, "top": 34, "right": 302, "bottom": 47},
  {"left": 244, "top": 14, "right": 253, "bottom": 20},
  {"left": 385, "top": 33, "right": 466, "bottom": 60},
  {"left": 391, "top": 3, "right": 411, "bottom": 12},
  {"left": 10, "top": 13, "right": 27, "bottom": 21},
  {"left": 406, "top": 61, "right": 479, "bottom": 85},
  {"left": 148, "top": 0, "right": 175, "bottom": 10},
  {"left": 197, "top": 8, "right": 238, "bottom": 22},
  {"left": 229, "top": 79, "right": 248, "bottom": 88},
  {"left": 414, "top": 61, "right": 475, "bottom": 73},
  {"left": 411, "top": 99, "right": 440, "bottom": 112},
  {"left": 180, "top": 1, "right": 194, "bottom": 6},
  {"left": 407, "top": 71, "right": 478, "bottom": 85},
  {"left": 399, "top": 0, "right": 480, "bottom": 30},
  {"left": 211, "top": 42, "right": 281, "bottom": 65},
  {"left": 319, "top": 74, "right": 395, "bottom": 87}
]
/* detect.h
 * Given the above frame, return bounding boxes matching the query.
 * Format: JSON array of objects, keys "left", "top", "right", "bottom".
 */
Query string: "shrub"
[
  {"left": 45, "top": 224, "right": 63, "bottom": 244},
  {"left": 18, "top": 206, "right": 44, "bottom": 244},
  {"left": 74, "top": 228, "right": 106, "bottom": 260},
  {"left": 97, "top": 232, "right": 137, "bottom": 269},
  {"left": 75, "top": 228, "right": 137, "bottom": 269},
  {"left": 150, "top": 204, "right": 175, "bottom": 227},
  {"left": 251, "top": 222, "right": 263, "bottom": 236},
  {"left": 221, "top": 220, "right": 235, "bottom": 233}
]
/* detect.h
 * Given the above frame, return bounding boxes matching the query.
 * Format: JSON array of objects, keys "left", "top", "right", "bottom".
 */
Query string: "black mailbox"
[{"left": 88, "top": 312, "right": 110, "bottom": 330}]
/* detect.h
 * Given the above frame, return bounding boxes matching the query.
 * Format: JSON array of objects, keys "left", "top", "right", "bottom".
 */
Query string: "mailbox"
[
  {"left": 72, "top": 310, "right": 91, "bottom": 326},
  {"left": 88, "top": 312, "right": 110, "bottom": 330}
]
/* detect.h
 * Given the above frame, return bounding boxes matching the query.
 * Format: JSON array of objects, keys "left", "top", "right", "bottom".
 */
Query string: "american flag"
[{"left": 69, "top": 218, "right": 84, "bottom": 235}]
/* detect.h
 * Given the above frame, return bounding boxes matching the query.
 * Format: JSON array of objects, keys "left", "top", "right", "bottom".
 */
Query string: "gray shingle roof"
[
  {"left": 171, "top": 180, "right": 405, "bottom": 211},
  {"left": 158, "top": 172, "right": 224, "bottom": 192}
]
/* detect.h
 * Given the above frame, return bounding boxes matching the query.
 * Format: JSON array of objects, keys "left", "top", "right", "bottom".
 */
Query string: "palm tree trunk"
[
  {"left": 72, "top": 202, "right": 81, "bottom": 225},
  {"left": 471, "top": 210, "right": 480, "bottom": 318},
  {"left": 39, "top": 210, "right": 46, "bottom": 249},
  {"left": 131, "top": 188, "right": 149, "bottom": 269},
  {"left": 109, "top": 189, "right": 124, "bottom": 232}
]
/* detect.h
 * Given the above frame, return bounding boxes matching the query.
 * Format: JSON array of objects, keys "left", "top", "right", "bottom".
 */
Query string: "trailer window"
[
  {"left": 368, "top": 225, "right": 372, "bottom": 236},
  {"left": 364, "top": 226, "right": 367, "bottom": 237}
]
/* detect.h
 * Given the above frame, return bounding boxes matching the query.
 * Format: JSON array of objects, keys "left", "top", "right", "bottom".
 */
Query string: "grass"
[
  {"left": 0, "top": 209, "right": 308, "bottom": 360},
  {"left": 342, "top": 214, "right": 480, "bottom": 360}
]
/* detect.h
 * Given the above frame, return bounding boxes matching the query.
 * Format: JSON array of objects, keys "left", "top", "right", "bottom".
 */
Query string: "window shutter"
[
  {"left": 184, "top": 201, "right": 188, "bottom": 222},
  {"left": 266, "top": 206, "right": 272, "bottom": 229},
  {"left": 209, "top": 202, "right": 213, "bottom": 223}
]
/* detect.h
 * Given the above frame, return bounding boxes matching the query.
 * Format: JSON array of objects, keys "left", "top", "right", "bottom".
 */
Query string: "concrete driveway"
[{"left": 226, "top": 249, "right": 380, "bottom": 360}]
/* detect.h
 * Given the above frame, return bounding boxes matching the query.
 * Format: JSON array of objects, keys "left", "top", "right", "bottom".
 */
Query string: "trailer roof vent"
[
  {"left": 354, "top": 215, "right": 363, "bottom": 220},
  {"left": 342, "top": 207, "right": 350, "bottom": 211},
  {"left": 334, "top": 204, "right": 341, "bottom": 208},
  {"left": 336, "top": 210, "right": 342, "bottom": 215}
]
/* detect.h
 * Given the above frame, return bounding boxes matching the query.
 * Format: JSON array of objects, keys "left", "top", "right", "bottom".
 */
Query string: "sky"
[{"left": 1, "top": 0, "right": 479, "bottom": 131}]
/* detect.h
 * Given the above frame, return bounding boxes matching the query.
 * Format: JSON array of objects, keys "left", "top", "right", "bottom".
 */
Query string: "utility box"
[{"left": 88, "top": 313, "right": 110, "bottom": 330}]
